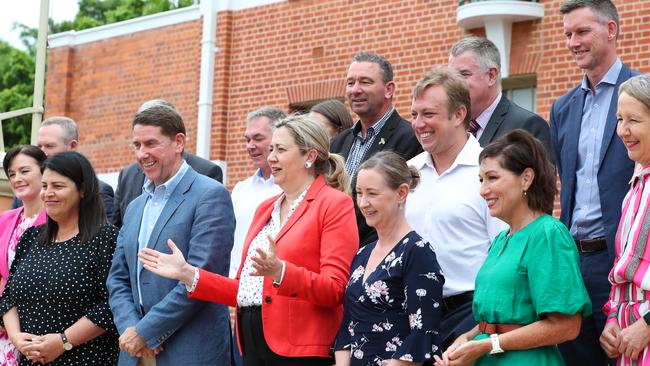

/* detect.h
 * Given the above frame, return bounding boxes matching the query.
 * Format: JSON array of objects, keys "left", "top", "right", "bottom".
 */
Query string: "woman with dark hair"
[
  {"left": 0, "top": 145, "right": 47, "bottom": 364},
  {"left": 0, "top": 151, "right": 118, "bottom": 365},
  {"left": 435, "top": 130, "right": 591, "bottom": 366},
  {"left": 309, "top": 99, "right": 353, "bottom": 141},
  {"left": 333, "top": 151, "right": 444, "bottom": 365}
]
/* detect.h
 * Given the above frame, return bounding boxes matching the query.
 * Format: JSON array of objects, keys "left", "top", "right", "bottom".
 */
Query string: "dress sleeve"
[
  {"left": 85, "top": 225, "right": 119, "bottom": 330},
  {"left": 392, "top": 236, "right": 445, "bottom": 362},
  {"left": 331, "top": 284, "right": 352, "bottom": 352},
  {"left": 525, "top": 221, "right": 592, "bottom": 319},
  {"left": 0, "top": 226, "right": 37, "bottom": 322}
]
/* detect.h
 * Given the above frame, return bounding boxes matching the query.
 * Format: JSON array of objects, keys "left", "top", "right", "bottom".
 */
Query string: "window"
[{"left": 502, "top": 74, "right": 537, "bottom": 113}]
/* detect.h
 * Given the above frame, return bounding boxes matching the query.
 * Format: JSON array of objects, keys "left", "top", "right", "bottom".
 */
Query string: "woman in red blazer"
[{"left": 139, "top": 115, "right": 359, "bottom": 365}]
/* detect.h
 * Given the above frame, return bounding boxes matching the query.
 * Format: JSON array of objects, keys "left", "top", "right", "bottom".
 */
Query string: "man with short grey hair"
[
  {"left": 330, "top": 52, "right": 421, "bottom": 246},
  {"left": 449, "top": 36, "right": 550, "bottom": 151}
]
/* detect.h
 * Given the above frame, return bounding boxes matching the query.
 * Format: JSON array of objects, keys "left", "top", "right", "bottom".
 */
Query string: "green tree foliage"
[
  {"left": 1, "top": 0, "right": 195, "bottom": 150},
  {"left": 0, "top": 41, "right": 35, "bottom": 148}
]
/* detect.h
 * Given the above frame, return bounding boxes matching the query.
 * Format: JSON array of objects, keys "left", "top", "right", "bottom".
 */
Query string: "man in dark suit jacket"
[
  {"left": 20, "top": 116, "right": 116, "bottom": 222},
  {"left": 551, "top": 1, "right": 638, "bottom": 365},
  {"left": 330, "top": 52, "right": 421, "bottom": 246},
  {"left": 112, "top": 99, "right": 223, "bottom": 227},
  {"left": 113, "top": 152, "right": 222, "bottom": 227},
  {"left": 449, "top": 36, "right": 550, "bottom": 152}
]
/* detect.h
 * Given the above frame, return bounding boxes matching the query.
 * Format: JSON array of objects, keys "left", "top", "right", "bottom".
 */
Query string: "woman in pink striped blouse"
[{"left": 601, "top": 74, "right": 650, "bottom": 365}]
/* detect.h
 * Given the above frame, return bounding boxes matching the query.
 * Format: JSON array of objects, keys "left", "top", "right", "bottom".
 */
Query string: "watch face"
[{"left": 63, "top": 343, "right": 73, "bottom": 351}]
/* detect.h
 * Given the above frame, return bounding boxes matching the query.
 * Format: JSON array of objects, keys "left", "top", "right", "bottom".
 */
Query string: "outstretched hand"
[
  {"left": 139, "top": 239, "right": 191, "bottom": 282},
  {"left": 250, "top": 235, "right": 283, "bottom": 282}
]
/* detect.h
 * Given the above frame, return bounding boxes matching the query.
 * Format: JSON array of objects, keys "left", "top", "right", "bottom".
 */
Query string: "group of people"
[{"left": 0, "top": 0, "right": 648, "bottom": 365}]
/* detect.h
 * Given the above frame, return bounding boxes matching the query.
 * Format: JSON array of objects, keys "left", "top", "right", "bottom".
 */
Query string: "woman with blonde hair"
[{"left": 139, "top": 115, "right": 359, "bottom": 365}]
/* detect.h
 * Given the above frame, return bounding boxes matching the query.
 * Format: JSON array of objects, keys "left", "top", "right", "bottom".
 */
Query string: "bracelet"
[{"left": 185, "top": 267, "right": 200, "bottom": 292}]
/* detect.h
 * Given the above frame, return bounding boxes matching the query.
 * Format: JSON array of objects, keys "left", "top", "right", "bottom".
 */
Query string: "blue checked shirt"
[{"left": 344, "top": 107, "right": 394, "bottom": 178}]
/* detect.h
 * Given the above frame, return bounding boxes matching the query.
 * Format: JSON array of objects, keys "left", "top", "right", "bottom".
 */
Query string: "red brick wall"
[{"left": 45, "top": 0, "right": 650, "bottom": 192}]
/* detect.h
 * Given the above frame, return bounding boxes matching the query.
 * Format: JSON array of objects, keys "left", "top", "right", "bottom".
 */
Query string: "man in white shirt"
[
  {"left": 448, "top": 36, "right": 550, "bottom": 153},
  {"left": 405, "top": 67, "right": 507, "bottom": 349},
  {"left": 229, "top": 107, "right": 285, "bottom": 277}
]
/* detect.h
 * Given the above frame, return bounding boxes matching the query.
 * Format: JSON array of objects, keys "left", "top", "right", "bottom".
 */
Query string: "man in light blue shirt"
[
  {"left": 107, "top": 105, "right": 234, "bottom": 366},
  {"left": 550, "top": 1, "right": 637, "bottom": 364}
]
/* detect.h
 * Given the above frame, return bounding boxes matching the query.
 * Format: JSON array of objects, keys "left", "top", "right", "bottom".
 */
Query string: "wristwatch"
[
  {"left": 60, "top": 333, "right": 73, "bottom": 351},
  {"left": 489, "top": 333, "right": 504, "bottom": 355}
]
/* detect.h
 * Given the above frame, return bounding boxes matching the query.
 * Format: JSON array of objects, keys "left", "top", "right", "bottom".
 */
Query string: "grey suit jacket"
[
  {"left": 478, "top": 94, "right": 551, "bottom": 155},
  {"left": 106, "top": 167, "right": 234, "bottom": 366},
  {"left": 112, "top": 152, "right": 222, "bottom": 227}
]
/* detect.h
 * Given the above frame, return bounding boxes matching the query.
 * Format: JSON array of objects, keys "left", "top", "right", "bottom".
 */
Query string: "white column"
[
  {"left": 484, "top": 18, "right": 512, "bottom": 78},
  {"left": 195, "top": 0, "right": 219, "bottom": 159}
]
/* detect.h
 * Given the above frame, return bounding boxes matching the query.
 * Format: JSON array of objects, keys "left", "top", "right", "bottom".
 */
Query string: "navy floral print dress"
[{"left": 333, "top": 231, "right": 444, "bottom": 365}]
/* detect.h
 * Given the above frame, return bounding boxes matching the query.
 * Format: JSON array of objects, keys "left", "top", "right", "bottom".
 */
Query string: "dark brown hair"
[
  {"left": 132, "top": 104, "right": 186, "bottom": 139},
  {"left": 3, "top": 145, "right": 47, "bottom": 176},
  {"left": 310, "top": 99, "right": 353, "bottom": 132},
  {"left": 479, "top": 129, "right": 556, "bottom": 214}
]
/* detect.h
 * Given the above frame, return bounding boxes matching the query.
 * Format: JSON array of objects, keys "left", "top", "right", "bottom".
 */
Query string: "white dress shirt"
[
  {"left": 230, "top": 170, "right": 282, "bottom": 277},
  {"left": 405, "top": 135, "right": 508, "bottom": 297}
]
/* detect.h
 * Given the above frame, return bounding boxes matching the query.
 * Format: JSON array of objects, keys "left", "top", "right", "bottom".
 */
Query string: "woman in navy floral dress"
[{"left": 334, "top": 151, "right": 444, "bottom": 366}]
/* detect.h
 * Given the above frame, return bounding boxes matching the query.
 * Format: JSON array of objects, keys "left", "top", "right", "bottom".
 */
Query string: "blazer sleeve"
[
  {"left": 100, "top": 181, "right": 115, "bottom": 225},
  {"left": 107, "top": 226, "right": 143, "bottom": 335},
  {"left": 549, "top": 100, "right": 562, "bottom": 174},
  {"left": 206, "top": 165, "right": 223, "bottom": 183},
  {"left": 112, "top": 169, "right": 125, "bottom": 228},
  {"left": 188, "top": 269, "right": 239, "bottom": 307},
  {"left": 276, "top": 192, "right": 358, "bottom": 307},
  {"left": 134, "top": 183, "right": 235, "bottom": 349},
  {"left": 521, "top": 114, "right": 551, "bottom": 161}
]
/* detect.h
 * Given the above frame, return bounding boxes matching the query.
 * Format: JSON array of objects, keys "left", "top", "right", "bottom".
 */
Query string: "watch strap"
[
  {"left": 643, "top": 311, "right": 650, "bottom": 326},
  {"left": 489, "top": 333, "right": 504, "bottom": 354}
]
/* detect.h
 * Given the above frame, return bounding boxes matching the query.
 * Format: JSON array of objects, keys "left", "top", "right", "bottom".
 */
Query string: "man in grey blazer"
[
  {"left": 112, "top": 100, "right": 223, "bottom": 227},
  {"left": 449, "top": 37, "right": 550, "bottom": 153},
  {"left": 107, "top": 105, "right": 234, "bottom": 366}
]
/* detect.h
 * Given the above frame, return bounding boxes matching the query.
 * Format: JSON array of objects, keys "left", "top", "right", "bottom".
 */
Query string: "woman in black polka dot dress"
[{"left": 0, "top": 151, "right": 118, "bottom": 365}]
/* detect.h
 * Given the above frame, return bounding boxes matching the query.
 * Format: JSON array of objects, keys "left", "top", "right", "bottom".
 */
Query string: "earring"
[
  {"left": 523, "top": 190, "right": 527, "bottom": 197},
  {"left": 304, "top": 161, "right": 312, "bottom": 169}
]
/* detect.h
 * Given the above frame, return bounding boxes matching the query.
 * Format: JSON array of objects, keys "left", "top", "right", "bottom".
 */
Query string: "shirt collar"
[
  {"left": 252, "top": 169, "right": 275, "bottom": 185},
  {"left": 143, "top": 160, "right": 189, "bottom": 197},
  {"left": 581, "top": 58, "right": 622, "bottom": 91},
  {"left": 475, "top": 93, "right": 502, "bottom": 129},
  {"left": 352, "top": 107, "right": 395, "bottom": 137},
  {"left": 410, "top": 134, "right": 481, "bottom": 171}
]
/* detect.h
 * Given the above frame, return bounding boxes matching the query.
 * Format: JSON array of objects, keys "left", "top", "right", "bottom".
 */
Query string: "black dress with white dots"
[{"left": 0, "top": 224, "right": 119, "bottom": 365}]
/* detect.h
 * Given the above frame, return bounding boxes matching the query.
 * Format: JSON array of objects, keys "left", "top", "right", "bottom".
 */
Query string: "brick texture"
[{"left": 45, "top": 0, "right": 650, "bottom": 201}]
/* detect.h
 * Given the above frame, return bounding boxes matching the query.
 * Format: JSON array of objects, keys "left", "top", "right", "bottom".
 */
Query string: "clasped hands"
[
  {"left": 600, "top": 320, "right": 650, "bottom": 360},
  {"left": 119, "top": 327, "right": 162, "bottom": 358},
  {"left": 433, "top": 334, "right": 491, "bottom": 366},
  {"left": 12, "top": 332, "right": 64, "bottom": 364}
]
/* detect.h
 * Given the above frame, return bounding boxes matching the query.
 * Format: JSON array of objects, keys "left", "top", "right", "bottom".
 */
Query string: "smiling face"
[
  {"left": 40, "top": 168, "right": 81, "bottom": 223},
  {"left": 617, "top": 92, "right": 650, "bottom": 167},
  {"left": 563, "top": 6, "right": 616, "bottom": 73},
  {"left": 132, "top": 124, "right": 184, "bottom": 187},
  {"left": 479, "top": 157, "right": 531, "bottom": 224},
  {"left": 245, "top": 116, "right": 274, "bottom": 172},
  {"left": 267, "top": 127, "right": 314, "bottom": 191},
  {"left": 411, "top": 86, "right": 465, "bottom": 156},
  {"left": 355, "top": 167, "right": 406, "bottom": 231},
  {"left": 7, "top": 153, "right": 42, "bottom": 203},
  {"left": 346, "top": 61, "right": 393, "bottom": 123}
]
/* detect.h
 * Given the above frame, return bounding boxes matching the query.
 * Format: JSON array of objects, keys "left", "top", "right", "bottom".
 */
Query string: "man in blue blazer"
[
  {"left": 550, "top": 1, "right": 637, "bottom": 364},
  {"left": 107, "top": 105, "right": 234, "bottom": 366}
]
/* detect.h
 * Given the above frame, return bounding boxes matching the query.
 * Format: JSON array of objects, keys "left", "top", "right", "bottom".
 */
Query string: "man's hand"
[
  {"left": 600, "top": 322, "right": 621, "bottom": 358},
  {"left": 119, "top": 327, "right": 148, "bottom": 357}
]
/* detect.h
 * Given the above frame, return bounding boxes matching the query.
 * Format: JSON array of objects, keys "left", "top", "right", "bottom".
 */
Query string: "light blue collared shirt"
[
  {"left": 570, "top": 59, "right": 622, "bottom": 240},
  {"left": 137, "top": 161, "right": 190, "bottom": 304}
]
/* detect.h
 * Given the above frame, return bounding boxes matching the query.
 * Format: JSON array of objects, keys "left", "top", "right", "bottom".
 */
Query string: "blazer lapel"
[
  {"left": 365, "top": 109, "right": 399, "bottom": 159},
  {"left": 274, "top": 177, "right": 325, "bottom": 243},
  {"left": 599, "top": 65, "right": 631, "bottom": 166},
  {"left": 125, "top": 196, "right": 147, "bottom": 270},
  {"left": 564, "top": 89, "right": 588, "bottom": 184},
  {"left": 479, "top": 95, "right": 508, "bottom": 146}
]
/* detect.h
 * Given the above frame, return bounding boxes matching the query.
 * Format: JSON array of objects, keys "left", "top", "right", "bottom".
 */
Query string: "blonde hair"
[{"left": 275, "top": 115, "right": 350, "bottom": 193}]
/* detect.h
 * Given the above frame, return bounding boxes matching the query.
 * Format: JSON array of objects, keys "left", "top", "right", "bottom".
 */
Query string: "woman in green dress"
[{"left": 434, "top": 130, "right": 591, "bottom": 366}]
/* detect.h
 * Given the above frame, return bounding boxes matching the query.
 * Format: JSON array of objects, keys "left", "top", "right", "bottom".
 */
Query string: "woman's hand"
[
  {"left": 433, "top": 333, "right": 470, "bottom": 366},
  {"left": 250, "top": 235, "right": 283, "bottom": 282},
  {"left": 599, "top": 322, "right": 621, "bottom": 358},
  {"left": 139, "top": 239, "right": 196, "bottom": 286},
  {"left": 22, "top": 333, "right": 65, "bottom": 364},
  {"left": 618, "top": 317, "right": 650, "bottom": 360},
  {"left": 442, "top": 339, "right": 490, "bottom": 366},
  {"left": 10, "top": 332, "right": 37, "bottom": 355}
]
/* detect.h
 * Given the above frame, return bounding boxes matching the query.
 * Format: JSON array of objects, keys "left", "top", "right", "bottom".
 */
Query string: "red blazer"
[{"left": 189, "top": 176, "right": 358, "bottom": 357}]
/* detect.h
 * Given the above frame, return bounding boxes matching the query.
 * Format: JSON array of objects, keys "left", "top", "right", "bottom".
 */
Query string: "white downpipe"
[
  {"left": 196, "top": 0, "right": 219, "bottom": 159},
  {"left": 31, "top": 0, "right": 50, "bottom": 144}
]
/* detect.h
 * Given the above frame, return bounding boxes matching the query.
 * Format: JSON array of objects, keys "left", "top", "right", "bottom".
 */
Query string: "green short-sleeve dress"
[{"left": 472, "top": 214, "right": 591, "bottom": 365}]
